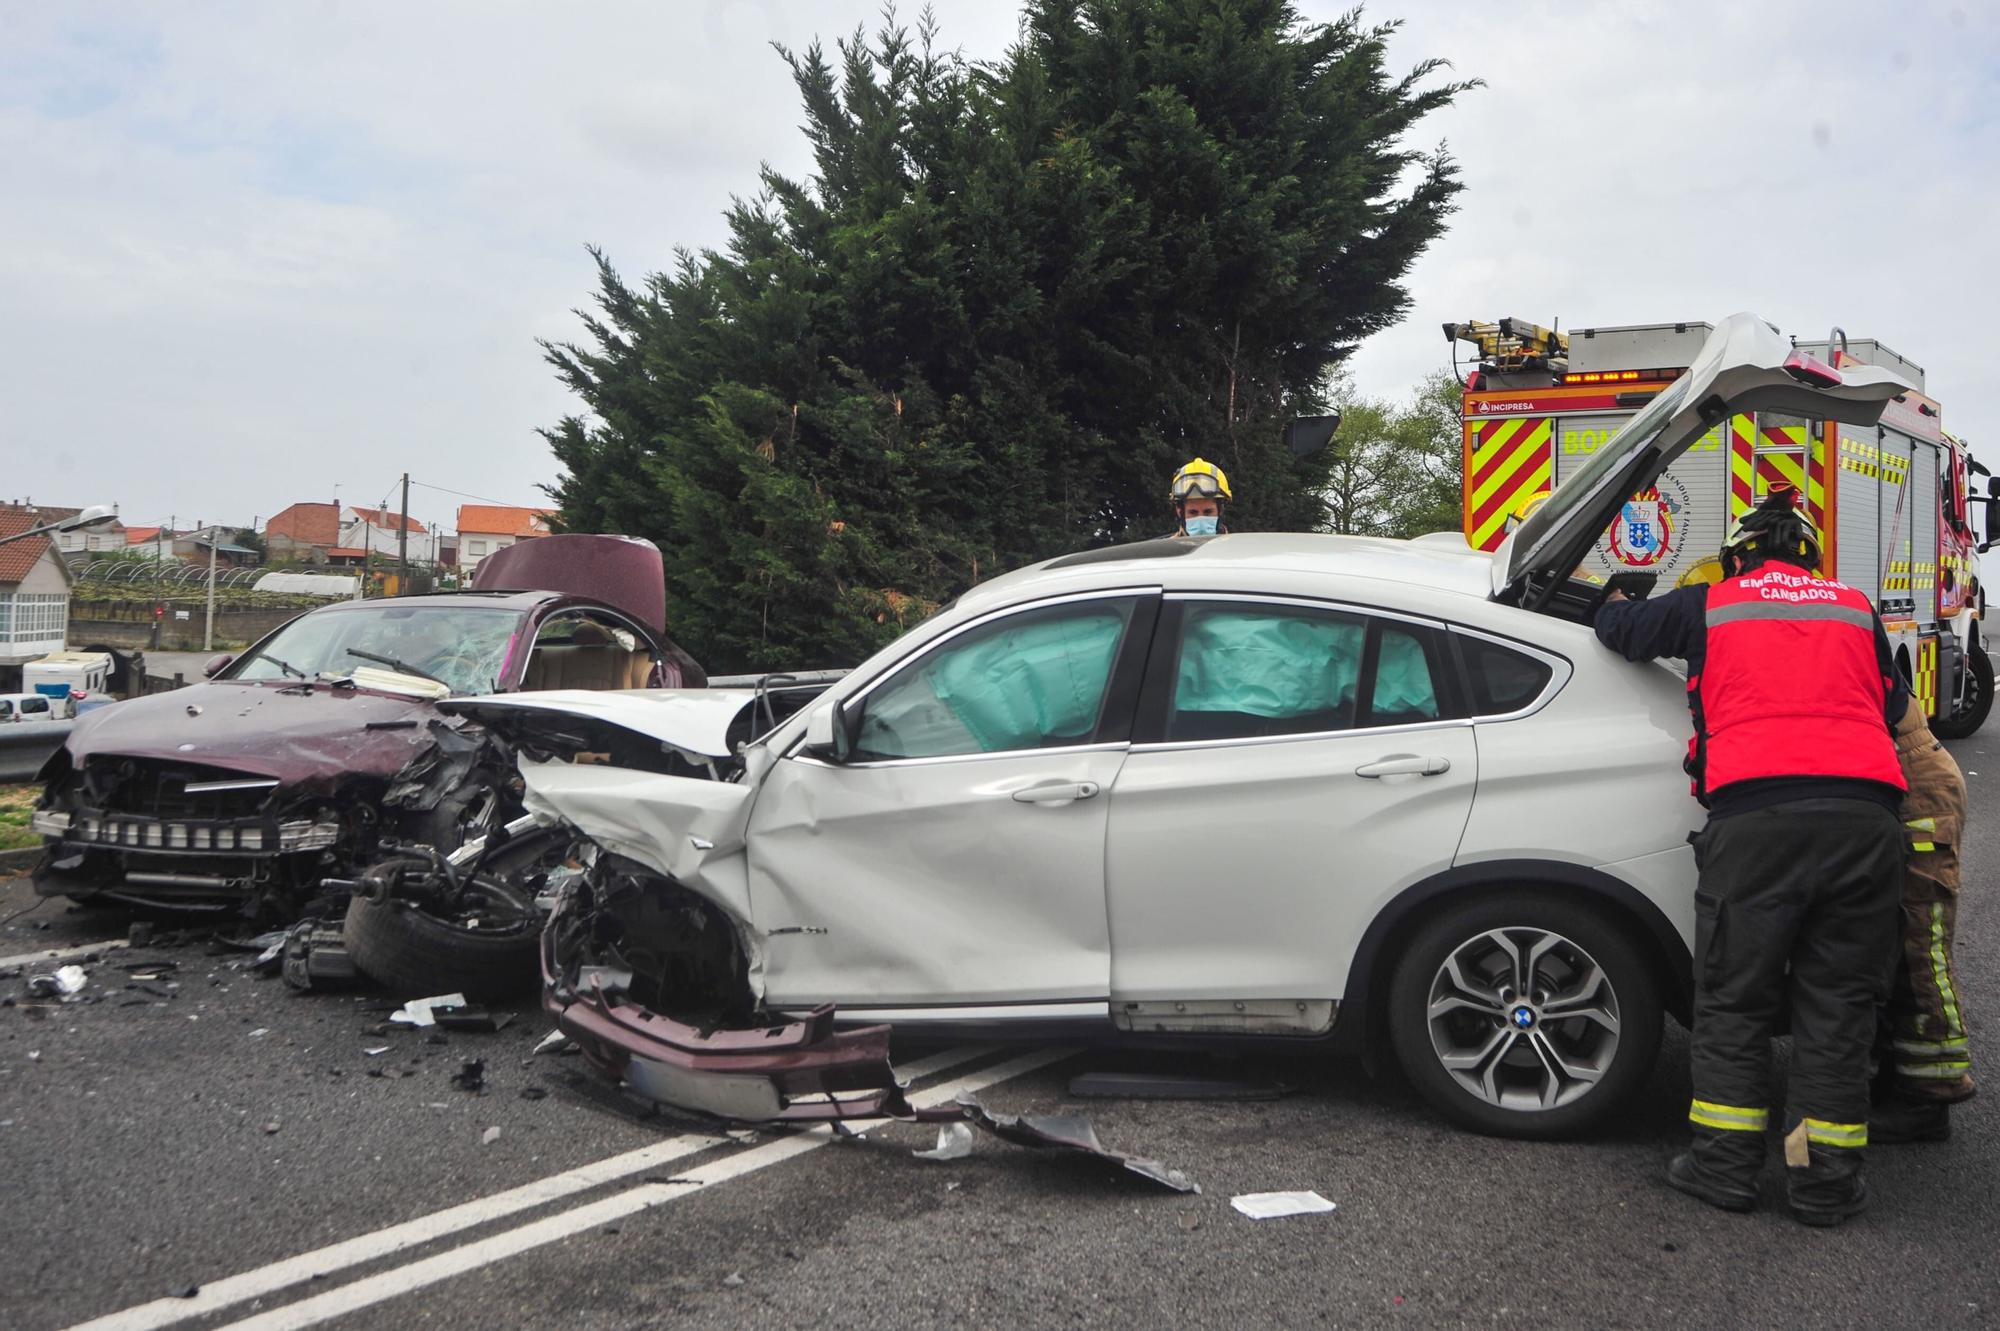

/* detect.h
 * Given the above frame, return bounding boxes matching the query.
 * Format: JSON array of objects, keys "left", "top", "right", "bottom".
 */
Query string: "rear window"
[{"left": 1459, "top": 636, "right": 1554, "bottom": 716}]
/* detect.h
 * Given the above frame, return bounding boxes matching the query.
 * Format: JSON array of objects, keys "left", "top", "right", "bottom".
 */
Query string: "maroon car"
[{"left": 32, "top": 536, "right": 702, "bottom": 918}]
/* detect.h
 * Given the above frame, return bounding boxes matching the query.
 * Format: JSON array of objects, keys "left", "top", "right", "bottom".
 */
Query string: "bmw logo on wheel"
[{"left": 1510, "top": 1005, "right": 1537, "bottom": 1030}]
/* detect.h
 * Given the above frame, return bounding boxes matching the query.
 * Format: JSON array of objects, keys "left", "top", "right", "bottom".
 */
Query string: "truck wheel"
[
  {"left": 1387, "top": 891, "right": 1663, "bottom": 1140},
  {"left": 343, "top": 884, "right": 540, "bottom": 1004},
  {"left": 1931, "top": 647, "right": 1993, "bottom": 740}
]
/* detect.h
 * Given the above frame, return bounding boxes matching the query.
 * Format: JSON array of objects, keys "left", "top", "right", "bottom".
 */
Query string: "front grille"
[
  {"left": 83, "top": 760, "right": 280, "bottom": 820},
  {"left": 68, "top": 812, "right": 279, "bottom": 855}
]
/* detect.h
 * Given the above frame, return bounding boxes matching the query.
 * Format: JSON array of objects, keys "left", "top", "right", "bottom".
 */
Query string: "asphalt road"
[{"left": 3, "top": 742, "right": 1998, "bottom": 1330}]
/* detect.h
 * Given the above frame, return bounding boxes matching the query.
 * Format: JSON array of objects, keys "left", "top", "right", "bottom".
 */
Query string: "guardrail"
[{"left": 0, "top": 719, "right": 71, "bottom": 783}]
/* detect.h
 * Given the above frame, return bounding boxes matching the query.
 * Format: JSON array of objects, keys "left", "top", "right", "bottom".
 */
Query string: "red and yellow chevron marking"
[
  {"left": 1916, "top": 635, "right": 1939, "bottom": 718},
  {"left": 1728, "top": 414, "right": 1757, "bottom": 520},
  {"left": 1757, "top": 424, "right": 1826, "bottom": 530},
  {"left": 1463, "top": 416, "right": 1553, "bottom": 552}
]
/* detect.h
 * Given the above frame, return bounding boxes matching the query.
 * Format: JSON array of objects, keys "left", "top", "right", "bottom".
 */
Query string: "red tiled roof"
[
  {"left": 0, "top": 508, "right": 57, "bottom": 584},
  {"left": 125, "top": 526, "right": 164, "bottom": 544},
  {"left": 266, "top": 501, "right": 341, "bottom": 548},
  {"left": 327, "top": 546, "right": 371, "bottom": 558},
  {"left": 347, "top": 508, "right": 427, "bottom": 533},
  {"left": 458, "top": 505, "right": 553, "bottom": 539}
]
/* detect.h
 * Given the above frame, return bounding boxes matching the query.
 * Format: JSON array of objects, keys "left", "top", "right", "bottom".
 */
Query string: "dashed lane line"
[
  {"left": 63, "top": 1043, "right": 1001, "bottom": 1331},
  {"left": 211, "top": 1047, "right": 1075, "bottom": 1331}
]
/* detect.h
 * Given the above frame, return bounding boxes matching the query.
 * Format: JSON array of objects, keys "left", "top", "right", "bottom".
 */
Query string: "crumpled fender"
[{"left": 519, "top": 756, "right": 766, "bottom": 996}]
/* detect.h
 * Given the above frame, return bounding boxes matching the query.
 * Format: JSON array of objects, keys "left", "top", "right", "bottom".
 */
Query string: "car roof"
[{"left": 955, "top": 532, "right": 1496, "bottom": 614}]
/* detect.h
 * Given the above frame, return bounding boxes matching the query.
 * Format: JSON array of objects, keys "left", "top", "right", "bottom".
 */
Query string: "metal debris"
[
  {"left": 1230, "top": 1190, "right": 1336, "bottom": 1219},
  {"left": 452, "top": 1058, "right": 488, "bottom": 1093},
  {"left": 951, "top": 1093, "right": 1197, "bottom": 1192},
  {"left": 281, "top": 920, "right": 359, "bottom": 992}
]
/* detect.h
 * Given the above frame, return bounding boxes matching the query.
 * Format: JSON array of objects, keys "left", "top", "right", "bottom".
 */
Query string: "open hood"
[
  {"left": 1492, "top": 313, "right": 1912, "bottom": 604},
  {"left": 472, "top": 534, "right": 667, "bottom": 639}
]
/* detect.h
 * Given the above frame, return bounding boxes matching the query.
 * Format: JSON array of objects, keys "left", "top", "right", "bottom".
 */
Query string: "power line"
[{"left": 406, "top": 479, "right": 544, "bottom": 508}]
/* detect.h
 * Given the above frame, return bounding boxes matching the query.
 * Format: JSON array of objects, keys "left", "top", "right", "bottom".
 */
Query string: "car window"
[
  {"left": 853, "top": 599, "right": 1134, "bottom": 759},
  {"left": 0, "top": 700, "right": 12, "bottom": 719},
  {"left": 1168, "top": 603, "right": 1366, "bottom": 740},
  {"left": 1369, "top": 623, "right": 1443, "bottom": 727},
  {"left": 1458, "top": 635, "right": 1555, "bottom": 715},
  {"left": 20, "top": 696, "right": 49, "bottom": 716}
]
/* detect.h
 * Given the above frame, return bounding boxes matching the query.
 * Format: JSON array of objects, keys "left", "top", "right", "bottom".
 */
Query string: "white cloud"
[{"left": 0, "top": 0, "right": 1992, "bottom": 540}]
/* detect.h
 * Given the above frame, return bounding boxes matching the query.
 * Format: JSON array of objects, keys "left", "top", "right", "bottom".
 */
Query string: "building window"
[
  {"left": 0, "top": 593, "right": 68, "bottom": 645},
  {"left": 467, "top": 539, "right": 488, "bottom": 556}
]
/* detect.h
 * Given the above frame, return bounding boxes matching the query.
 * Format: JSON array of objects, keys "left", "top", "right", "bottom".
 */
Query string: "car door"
[
  {"left": 746, "top": 590, "right": 1156, "bottom": 1014},
  {"left": 1102, "top": 595, "right": 1477, "bottom": 1030}
]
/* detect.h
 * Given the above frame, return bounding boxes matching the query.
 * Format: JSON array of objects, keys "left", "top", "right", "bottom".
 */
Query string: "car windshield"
[
  {"left": 1503, "top": 374, "right": 1693, "bottom": 583},
  {"left": 231, "top": 605, "right": 522, "bottom": 696}
]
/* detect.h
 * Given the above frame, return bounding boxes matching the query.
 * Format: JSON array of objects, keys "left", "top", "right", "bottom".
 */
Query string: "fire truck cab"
[{"left": 1453, "top": 317, "right": 1994, "bottom": 737}]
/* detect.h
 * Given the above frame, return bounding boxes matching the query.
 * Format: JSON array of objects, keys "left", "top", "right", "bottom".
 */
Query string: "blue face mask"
[{"left": 1183, "top": 516, "right": 1219, "bottom": 537}]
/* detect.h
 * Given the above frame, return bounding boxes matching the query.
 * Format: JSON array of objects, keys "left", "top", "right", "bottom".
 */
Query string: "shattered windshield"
[{"left": 231, "top": 605, "right": 522, "bottom": 696}]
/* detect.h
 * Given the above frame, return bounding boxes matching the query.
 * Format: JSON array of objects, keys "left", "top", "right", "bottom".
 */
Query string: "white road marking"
[
  {"left": 64, "top": 1043, "right": 1001, "bottom": 1331},
  {"left": 0, "top": 938, "right": 128, "bottom": 970},
  {"left": 212, "top": 1047, "right": 1074, "bottom": 1331}
]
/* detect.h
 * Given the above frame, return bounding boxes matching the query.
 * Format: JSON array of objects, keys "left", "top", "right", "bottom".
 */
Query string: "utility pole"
[
  {"left": 203, "top": 521, "right": 218, "bottom": 651},
  {"left": 397, "top": 472, "right": 410, "bottom": 596}
]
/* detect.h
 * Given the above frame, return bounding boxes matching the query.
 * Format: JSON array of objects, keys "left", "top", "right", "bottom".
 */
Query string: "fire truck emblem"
[{"left": 1605, "top": 478, "right": 1688, "bottom": 568}]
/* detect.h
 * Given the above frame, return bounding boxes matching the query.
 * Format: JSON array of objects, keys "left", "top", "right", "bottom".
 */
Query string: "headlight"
[
  {"left": 31, "top": 810, "right": 71, "bottom": 838},
  {"left": 277, "top": 819, "right": 343, "bottom": 852}
]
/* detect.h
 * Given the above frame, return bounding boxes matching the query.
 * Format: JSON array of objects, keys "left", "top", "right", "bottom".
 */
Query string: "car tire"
[
  {"left": 1930, "top": 647, "right": 1993, "bottom": 740},
  {"left": 343, "top": 890, "right": 540, "bottom": 1004},
  {"left": 1387, "top": 890, "right": 1663, "bottom": 1140}
]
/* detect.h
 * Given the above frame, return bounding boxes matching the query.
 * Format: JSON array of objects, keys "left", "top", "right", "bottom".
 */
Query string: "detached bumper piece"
[
  {"left": 549, "top": 986, "right": 1198, "bottom": 1192},
  {"left": 553, "top": 991, "right": 927, "bottom": 1123}
]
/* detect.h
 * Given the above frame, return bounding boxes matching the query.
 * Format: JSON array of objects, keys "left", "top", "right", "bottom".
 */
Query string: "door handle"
[
  {"left": 1011, "top": 781, "right": 1102, "bottom": 804},
  {"left": 1354, "top": 755, "right": 1451, "bottom": 779}
]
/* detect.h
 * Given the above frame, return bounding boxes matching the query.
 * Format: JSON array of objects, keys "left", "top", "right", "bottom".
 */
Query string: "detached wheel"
[
  {"left": 1931, "top": 647, "right": 1993, "bottom": 740},
  {"left": 343, "top": 878, "right": 541, "bottom": 1004},
  {"left": 1387, "top": 891, "right": 1662, "bottom": 1139}
]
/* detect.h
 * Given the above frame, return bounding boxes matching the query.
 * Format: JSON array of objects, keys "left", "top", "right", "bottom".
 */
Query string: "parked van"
[
  {"left": 24, "top": 652, "right": 112, "bottom": 711},
  {"left": 0, "top": 692, "right": 63, "bottom": 723}
]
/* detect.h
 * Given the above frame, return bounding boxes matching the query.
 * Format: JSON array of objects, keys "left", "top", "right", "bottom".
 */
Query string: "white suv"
[{"left": 460, "top": 314, "right": 1909, "bottom": 1137}]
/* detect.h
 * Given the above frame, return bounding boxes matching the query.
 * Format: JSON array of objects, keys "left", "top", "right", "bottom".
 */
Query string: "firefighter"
[
  {"left": 1595, "top": 488, "right": 1908, "bottom": 1226},
  {"left": 1169, "top": 458, "right": 1231, "bottom": 536},
  {"left": 1873, "top": 696, "right": 1975, "bottom": 1140}
]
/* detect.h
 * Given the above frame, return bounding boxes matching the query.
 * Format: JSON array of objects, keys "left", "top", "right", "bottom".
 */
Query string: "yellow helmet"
[{"left": 1170, "top": 457, "right": 1233, "bottom": 503}]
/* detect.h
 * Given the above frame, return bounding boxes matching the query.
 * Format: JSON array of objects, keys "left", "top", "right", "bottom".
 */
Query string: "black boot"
[
  {"left": 1787, "top": 1143, "right": 1869, "bottom": 1227},
  {"left": 1666, "top": 1153, "right": 1758, "bottom": 1212},
  {"left": 1871, "top": 1097, "right": 1951, "bottom": 1144}
]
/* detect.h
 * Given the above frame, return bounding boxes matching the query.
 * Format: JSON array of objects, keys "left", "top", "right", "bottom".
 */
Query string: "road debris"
[
  {"left": 953, "top": 1093, "right": 1197, "bottom": 1192},
  {"left": 261, "top": 1120, "right": 281, "bottom": 1135},
  {"left": 912, "top": 1122, "right": 975, "bottom": 1162},
  {"left": 387, "top": 993, "right": 469, "bottom": 1028},
  {"left": 281, "top": 920, "right": 359, "bottom": 992},
  {"left": 532, "top": 1029, "right": 577, "bottom": 1056},
  {"left": 1230, "top": 1190, "right": 1336, "bottom": 1220},
  {"left": 481, "top": 1125, "right": 502, "bottom": 1145},
  {"left": 722, "top": 1272, "right": 745, "bottom": 1288},
  {"left": 363, "top": 1046, "right": 390, "bottom": 1057},
  {"left": 452, "top": 1058, "right": 487, "bottom": 1093}
]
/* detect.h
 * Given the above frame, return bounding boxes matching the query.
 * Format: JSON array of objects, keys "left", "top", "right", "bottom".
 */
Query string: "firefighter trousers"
[
  {"left": 1686, "top": 798, "right": 1902, "bottom": 1199},
  {"left": 1881, "top": 726, "right": 1973, "bottom": 1101}
]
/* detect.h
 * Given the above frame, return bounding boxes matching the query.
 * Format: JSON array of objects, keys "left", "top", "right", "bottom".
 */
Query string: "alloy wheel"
[{"left": 1424, "top": 926, "right": 1622, "bottom": 1112}]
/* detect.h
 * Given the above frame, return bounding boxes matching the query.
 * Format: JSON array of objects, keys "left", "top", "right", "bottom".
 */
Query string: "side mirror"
[
  {"left": 1283, "top": 412, "right": 1342, "bottom": 459},
  {"left": 803, "top": 699, "right": 855, "bottom": 762},
  {"left": 202, "top": 653, "right": 236, "bottom": 679}
]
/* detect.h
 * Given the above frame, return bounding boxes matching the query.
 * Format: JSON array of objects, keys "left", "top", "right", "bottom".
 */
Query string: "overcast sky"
[{"left": 2, "top": 1, "right": 1993, "bottom": 536}]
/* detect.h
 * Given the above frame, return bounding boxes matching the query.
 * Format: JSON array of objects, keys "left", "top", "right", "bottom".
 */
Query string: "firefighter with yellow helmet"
[{"left": 1169, "top": 458, "right": 1232, "bottom": 537}]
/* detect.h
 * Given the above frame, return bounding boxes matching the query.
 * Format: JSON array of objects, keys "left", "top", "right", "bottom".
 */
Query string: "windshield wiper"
[
  {"left": 345, "top": 648, "right": 449, "bottom": 688},
  {"left": 259, "top": 655, "right": 309, "bottom": 680}
]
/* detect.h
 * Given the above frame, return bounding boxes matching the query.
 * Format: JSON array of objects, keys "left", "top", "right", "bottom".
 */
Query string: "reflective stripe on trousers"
[{"left": 1689, "top": 1099, "right": 1768, "bottom": 1132}]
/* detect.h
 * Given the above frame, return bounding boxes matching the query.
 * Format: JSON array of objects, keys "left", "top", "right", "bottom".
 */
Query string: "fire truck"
[{"left": 1451, "top": 317, "right": 1994, "bottom": 736}]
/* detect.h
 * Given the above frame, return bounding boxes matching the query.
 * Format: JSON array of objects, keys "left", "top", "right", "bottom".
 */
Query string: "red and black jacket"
[{"left": 1596, "top": 564, "right": 1908, "bottom": 816}]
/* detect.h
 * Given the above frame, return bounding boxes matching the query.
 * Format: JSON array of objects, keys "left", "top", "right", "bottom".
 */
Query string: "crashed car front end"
[{"left": 33, "top": 707, "right": 511, "bottom": 917}]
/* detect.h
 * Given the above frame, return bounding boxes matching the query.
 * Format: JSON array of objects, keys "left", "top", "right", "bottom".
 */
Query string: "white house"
[
  {"left": 340, "top": 506, "right": 438, "bottom": 564},
  {"left": 456, "top": 504, "right": 553, "bottom": 578},
  {"left": 0, "top": 509, "right": 75, "bottom": 687}
]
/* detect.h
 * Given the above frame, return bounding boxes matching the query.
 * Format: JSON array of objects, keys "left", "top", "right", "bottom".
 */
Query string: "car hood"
[
  {"left": 1493, "top": 312, "right": 1912, "bottom": 602},
  {"left": 61, "top": 682, "right": 448, "bottom": 786},
  {"left": 443, "top": 689, "right": 761, "bottom": 761}
]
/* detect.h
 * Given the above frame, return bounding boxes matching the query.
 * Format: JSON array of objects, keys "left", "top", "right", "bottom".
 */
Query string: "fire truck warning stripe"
[{"left": 1469, "top": 456, "right": 1552, "bottom": 551}]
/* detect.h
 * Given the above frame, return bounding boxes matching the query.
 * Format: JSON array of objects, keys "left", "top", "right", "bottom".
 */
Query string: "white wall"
[{"left": 0, "top": 546, "right": 71, "bottom": 663}]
